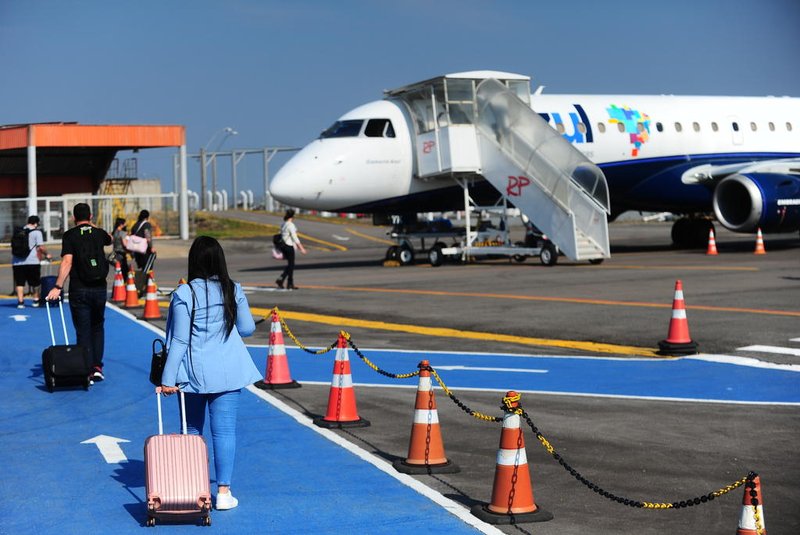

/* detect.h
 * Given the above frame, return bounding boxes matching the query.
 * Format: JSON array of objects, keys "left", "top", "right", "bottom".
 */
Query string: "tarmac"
[{"left": 1, "top": 212, "right": 798, "bottom": 534}]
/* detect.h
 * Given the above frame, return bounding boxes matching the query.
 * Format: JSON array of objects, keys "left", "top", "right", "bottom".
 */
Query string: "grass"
[{"left": 193, "top": 212, "right": 279, "bottom": 239}]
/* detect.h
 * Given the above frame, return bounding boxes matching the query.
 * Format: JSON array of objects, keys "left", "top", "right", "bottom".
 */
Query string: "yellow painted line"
[
  {"left": 248, "top": 306, "right": 661, "bottom": 358},
  {"left": 575, "top": 264, "right": 758, "bottom": 272},
  {"left": 297, "top": 232, "right": 347, "bottom": 252},
  {"left": 346, "top": 227, "right": 395, "bottom": 245},
  {"left": 0, "top": 260, "right": 62, "bottom": 269},
  {"left": 208, "top": 213, "right": 347, "bottom": 252},
  {"left": 251, "top": 283, "right": 800, "bottom": 318}
]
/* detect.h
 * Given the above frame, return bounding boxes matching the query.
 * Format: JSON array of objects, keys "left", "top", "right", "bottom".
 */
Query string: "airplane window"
[
  {"left": 637, "top": 122, "right": 645, "bottom": 133},
  {"left": 711, "top": 122, "right": 719, "bottom": 132},
  {"left": 597, "top": 122, "right": 606, "bottom": 133},
  {"left": 750, "top": 122, "right": 757, "bottom": 132},
  {"left": 786, "top": 122, "right": 793, "bottom": 132},
  {"left": 732, "top": 122, "right": 739, "bottom": 132},
  {"left": 365, "top": 119, "right": 395, "bottom": 138},
  {"left": 768, "top": 122, "right": 775, "bottom": 131},
  {"left": 674, "top": 122, "right": 683, "bottom": 132},
  {"left": 693, "top": 122, "right": 700, "bottom": 132},
  {"left": 617, "top": 122, "right": 625, "bottom": 133},
  {"left": 320, "top": 120, "right": 364, "bottom": 138},
  {"left": 656, "top": 122, "right": 663, "bottom": 132},
  {"left": 578, "top": 123, "right": 587, "bottom": 134},
  {"left": 557, "top": 123, "right": 566, "bottom": 134}
]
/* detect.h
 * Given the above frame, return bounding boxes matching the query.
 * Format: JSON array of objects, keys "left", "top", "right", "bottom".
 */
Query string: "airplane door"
[{"left": 728, "top": 116, "right": 744, "bottom": 145}]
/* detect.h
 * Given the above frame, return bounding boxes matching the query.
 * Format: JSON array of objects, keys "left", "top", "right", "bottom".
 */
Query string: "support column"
[
  {"left": 179, "top": 145, "right": 189, "bottom": 240},
  {"left": 199, "top": 148, "right": 207, "bottom": 210},
  {"left": 27, "top": 144, "right": 37, "bottom": 217}
]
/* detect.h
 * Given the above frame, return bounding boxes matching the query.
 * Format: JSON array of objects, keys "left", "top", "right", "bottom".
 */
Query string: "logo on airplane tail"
[{"left": 607, "top": 105, "right": 651, "bottom": 157}]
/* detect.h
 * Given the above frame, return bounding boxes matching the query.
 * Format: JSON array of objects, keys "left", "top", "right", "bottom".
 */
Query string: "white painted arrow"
[
  {"left": 434, "top": 365, "right": 548, "bottom": 374},
  {"left": 9, "top": 314, "right": 29, "bottom": 322},
  {"left": 81, "top": 435, "right": 130, "bottom": 463},
  {"left": 331, "top": 234, "right": 351, "bottom": 241}
]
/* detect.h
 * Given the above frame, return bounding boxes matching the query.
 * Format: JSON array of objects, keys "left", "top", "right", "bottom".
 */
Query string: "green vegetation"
[{"left": 193, "top": 213, "right": 278, "bottom": 239}]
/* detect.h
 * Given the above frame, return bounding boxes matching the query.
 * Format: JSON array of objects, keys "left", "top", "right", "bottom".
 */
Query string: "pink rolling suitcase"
[{"left": 144, "top": 390, "right": 212, "bottom": 527}]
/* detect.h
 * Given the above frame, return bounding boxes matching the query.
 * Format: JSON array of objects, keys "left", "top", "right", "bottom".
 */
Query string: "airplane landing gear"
[{"left": 671, "top": 218, "right": 714, "bottom": 249}]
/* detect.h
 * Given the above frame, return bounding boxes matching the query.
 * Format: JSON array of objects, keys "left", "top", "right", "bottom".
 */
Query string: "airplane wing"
[{"left": 681, "top": 157, "right": 800, "bottom": 184}]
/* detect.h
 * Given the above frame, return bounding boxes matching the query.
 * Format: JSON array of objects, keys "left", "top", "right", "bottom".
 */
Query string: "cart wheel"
[
  {"left": 428, "top": 244, "right": 444, "bottom": 267},
  {"left": 539, "top": 243, "right": 558, "bottom": 266},
  {"left": 398, "top": 245, "right": 414, "bottom": 265},
  {"left": 385, "top": 245, "right": 399, "bottom": 261},
  {"left": 588, "top": 258, "right": 604, "bottom": 265}
]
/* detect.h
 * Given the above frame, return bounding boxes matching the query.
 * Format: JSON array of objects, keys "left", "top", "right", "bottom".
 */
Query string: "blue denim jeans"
[
  {"left": 68, "top": 286, "right": 107, "bottom": 368},
  {"left": 180, "top": 390, "right": 241, "bottom": 487}
]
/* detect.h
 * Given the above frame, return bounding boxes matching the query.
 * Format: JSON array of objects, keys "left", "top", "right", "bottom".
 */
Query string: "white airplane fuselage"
[{"left": 270, "top": 78, "right": 800, "bottom": 241}]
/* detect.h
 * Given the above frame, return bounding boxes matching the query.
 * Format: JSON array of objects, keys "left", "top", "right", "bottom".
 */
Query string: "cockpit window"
[
  {"left": 320, "top": 120, "right": 363, "bottom": 138},
  {"left": 365, "top": 119, "right": 396, "bottom": 138}
]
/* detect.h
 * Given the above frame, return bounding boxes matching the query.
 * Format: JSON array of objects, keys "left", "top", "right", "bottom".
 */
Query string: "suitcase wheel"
[
  {"left": 47, "top": 375, "right": 55, "bottom": 393},
  {"left": 146, "top": 516, "right": 155, "bottom": 527},
  {"left": 203, "top": 515, "right": 211, "bottom": 527}
]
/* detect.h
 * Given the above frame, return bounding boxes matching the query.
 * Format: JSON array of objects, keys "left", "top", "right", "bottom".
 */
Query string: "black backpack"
[
  {"left": 11, "top": 227, "right": 36, "bottom": 258},
  {"left": 74, "top": 226, "right": 109, "bottom": 283},
  {"left": 273, "top": 233, "right": 284, "bottom": 246}
]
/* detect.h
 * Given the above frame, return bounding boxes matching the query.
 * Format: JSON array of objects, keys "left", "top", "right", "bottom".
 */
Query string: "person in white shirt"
[
  {"left": 11, "top": 215, "right": 52, "bottom": 308},
  {"left": 275, "top": 209, "right": 307, "bottom": 290}
]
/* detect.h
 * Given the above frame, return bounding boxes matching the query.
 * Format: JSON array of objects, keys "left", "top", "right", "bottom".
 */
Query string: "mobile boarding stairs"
[{"left": 384, "top": 72, "right": 610, "bottom": 265}]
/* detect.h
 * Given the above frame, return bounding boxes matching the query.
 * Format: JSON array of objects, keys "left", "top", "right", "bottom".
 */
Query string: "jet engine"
[{"left": 712, "top": 173, "right": 800, "bottom": 233}]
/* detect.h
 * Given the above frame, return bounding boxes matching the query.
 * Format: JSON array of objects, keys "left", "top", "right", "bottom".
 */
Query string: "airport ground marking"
[
  {"left": 346, "top": 227, "right": 395, "bottom": 245},
  {"left": 277, "top": 284, "right": 800, "bottom": 318},
  {"left": 246, "top": 385, "right": 506, "bottom": 535},
  {"left": 81, "top": 435, "right": 130, "bottom": 464},
  {"left": 575, "top": 264, "right": 758, "bottom": 272},
  {"left": 736, "top": 345, "right": 800, "bottom": 357},
  {"left": 435, "top": 365, "right": 548, "bottom": 373},
  {"left": 248, "top": 305, "right": 660, "bottom": 357}
]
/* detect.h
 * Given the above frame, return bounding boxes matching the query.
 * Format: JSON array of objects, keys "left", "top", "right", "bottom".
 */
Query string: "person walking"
[
  {"left": 131, "top": 209, "right": 155, "bottom": 271},
  {"left": 111, "top": 217, "right": 130, "bottom": 276},
  {"left": 275, "top": 209, "right": 306, "bottom": 290},
  {"left": 45, "top": 203, "right": 112, "bottom": 382},
  {"left": 159, "top": 236, "right": 261, "bottom": 511},
  {"left": 11, "top": 215, "right": 52, "bottom": 308}
]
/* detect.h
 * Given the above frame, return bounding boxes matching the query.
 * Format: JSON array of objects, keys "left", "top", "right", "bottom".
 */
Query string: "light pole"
[{"left": 201, "top": 127, "right": 238, "bottom": 209}]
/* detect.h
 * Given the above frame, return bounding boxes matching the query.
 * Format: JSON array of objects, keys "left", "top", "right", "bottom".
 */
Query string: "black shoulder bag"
[{"left": 149, "top": 339, "right": 167, "bottom": 386}]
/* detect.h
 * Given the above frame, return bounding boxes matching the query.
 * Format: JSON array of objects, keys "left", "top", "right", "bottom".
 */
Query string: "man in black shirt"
[{"left": 46, "top": 203, "right": 112, "bottom": 382}]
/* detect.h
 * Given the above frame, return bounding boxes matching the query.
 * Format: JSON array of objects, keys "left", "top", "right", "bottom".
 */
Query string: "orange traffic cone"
[
  {"left": 111, "top": 261, "right": 126, "bottom": 303},
  {"left": 657, "top": 280, "right": 698, "bottom": 355},
  {"left": 141, "top": 272, "right": 162, "bottom": 320},
  {"left": 124, "top": 270, "right": 140, "bottom": 308},
  {"left": 471, "top": 391, "right": 552, "bottom": 524},
  {"left": 736, "top": 474, "right": 766, "bottom": 535},
  {"left": 254, "top": 310, "right": 300, "bottom": 390},
  {"left": 754, "top": 228, "right": 766, "bottom": 255},
  {"left": 393, "top": 361, "right": 459, "bottom": 474},
  {"left": 313, "top": 332, "right": 370, "bottom": 429},
  {"left": 706, "top": 229, "right": 718, "bottom": 255},
  {"left": 177, "top": 277, "right": 187, "bottom": 286}
]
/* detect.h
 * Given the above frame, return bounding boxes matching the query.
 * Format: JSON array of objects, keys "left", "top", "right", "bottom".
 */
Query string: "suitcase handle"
[
  {"left": 45, "top": 299, "right": 70, "bottom": 346},
  {"left": 156, "top": 389, "right": 188, "bottom": 436}
]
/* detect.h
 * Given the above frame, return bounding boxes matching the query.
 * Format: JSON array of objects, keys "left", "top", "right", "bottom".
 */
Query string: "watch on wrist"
[{"left": 54, "top": 284, "right": 62, "bottom": 290}]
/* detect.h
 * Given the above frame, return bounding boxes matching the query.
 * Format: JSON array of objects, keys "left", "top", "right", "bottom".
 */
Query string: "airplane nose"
[{"left": 269, "top": 149, "right": 313, "bottom": 205}]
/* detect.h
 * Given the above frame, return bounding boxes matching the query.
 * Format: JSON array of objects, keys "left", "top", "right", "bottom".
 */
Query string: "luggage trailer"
[{"left": 385, "top": 178, "right": 559, "bottom": 267}]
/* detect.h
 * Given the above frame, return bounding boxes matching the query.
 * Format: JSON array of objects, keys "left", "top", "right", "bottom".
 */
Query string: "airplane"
[{"left": 269, "top": 71, "right": 800, "bottom": 260}]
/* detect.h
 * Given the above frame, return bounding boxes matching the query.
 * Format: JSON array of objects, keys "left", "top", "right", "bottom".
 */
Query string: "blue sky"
[{"left": 1, "top": 0, "right": 798, "bottom": 197}]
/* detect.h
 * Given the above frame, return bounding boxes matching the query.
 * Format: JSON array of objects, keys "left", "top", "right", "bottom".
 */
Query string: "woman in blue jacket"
[{"left": 160, "top": 236, "right": 262, "bottom": 511}]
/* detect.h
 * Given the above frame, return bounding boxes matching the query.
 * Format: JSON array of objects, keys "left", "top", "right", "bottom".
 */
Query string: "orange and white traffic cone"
[
  {"left": 471, "top": 391, "right": 552, "bottom": 524},
  {"left": 754, "top": 228, "right": 766, "bottom": 255},
  {"left": 313, "top": 332, "right": 370, "bottom": 429},
  {"left": 124, "top": 270, "right": 140, "bottom": 308},
  {"left": 393, "top": 360, "right": 459, "bottom": 474},
  {"left": 177, "top": 277, "right": 187, "bottom": 286},
  {"left": 657, "top": 280, "right": 698, "bottom": 355},
  {"left": 141, "top": 272, "right": 162, "bottom": 320},
  {"left": 111, "top": 261, "right": 126, "bottom": 303},
  {"left": 254, "top": 310, "right": 300, "bottom": 389},
  {"left": 706, "top": 229, "right": 719, "bottom": 255},
  {"left": 736, "top": 474, "right": 766, "bottom": 535}
]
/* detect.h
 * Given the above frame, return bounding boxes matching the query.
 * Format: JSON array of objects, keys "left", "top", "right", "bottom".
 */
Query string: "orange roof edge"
[{"left": 0, "top": 124, "right": 186, "bottom": 150}]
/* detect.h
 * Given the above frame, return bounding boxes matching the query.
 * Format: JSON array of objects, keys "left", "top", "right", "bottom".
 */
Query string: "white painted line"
[
  {"left": 791, "top": 338, "right": 800, "bottom": 343},
  {"left": 246, "top": 385, "right": 506, "bottom": 535},
  {"left": 435, "top": 365, "right": 548, "bottom": 374},
  {"left": 736, "top": 345, "right": 800, "bottom": 357},
  {"left": 107, "top": 302, "right": 166, "bottom": 337}
]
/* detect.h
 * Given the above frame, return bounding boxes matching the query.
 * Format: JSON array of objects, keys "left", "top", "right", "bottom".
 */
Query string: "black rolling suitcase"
[{"left": 42, "top": 299, "right": 92, "bottom": 392}]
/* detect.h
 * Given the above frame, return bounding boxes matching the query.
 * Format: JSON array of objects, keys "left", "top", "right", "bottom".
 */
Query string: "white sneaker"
[
  {"left": 216, "top": 492, "right": 238, "bottom": 510},
  {"left": 16, "top": 302, "right": 24, "bottom": 309}
]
